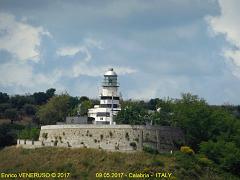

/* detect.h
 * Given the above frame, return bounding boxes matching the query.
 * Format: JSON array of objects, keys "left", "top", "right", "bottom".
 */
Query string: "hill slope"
[{"left": 0, "top": 146, "right": 238, "bottom": 180}]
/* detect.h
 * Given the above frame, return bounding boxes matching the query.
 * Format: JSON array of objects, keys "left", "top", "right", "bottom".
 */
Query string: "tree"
[
  {"left": 46, "top": 88, "right": 56, "bottom": 99},
  {"left": 115, "top": 101, "right": 148, "bottom": 125},
  {"left": 10, "top": 95, "right": 33, "bottom": 109},
  {"left": 151, "top": 98, "right": 175, "bottom": 125},
  {"left": 0, "top": 103, "right": 11, "bottom": 114},
  {"left": 23, "top": 104, "right": 36, "bottom": 115},
  {"left": 80, "top": 100, "right": 93, "bottom": 116},
  {"left": 36, "top": 94, "right": 71, "bottom": 125},
  {"left": 4, "top": 108, "right": 18, "bottom": 124},
  {"left": 0, "top": 92, "right": 9, "bottom": 103},
  {"left": 33, "top": 92, "right": 48, "bottom": 105},
  {"left": 79, "top": 96, "right": 89, "bottom": 103},
  {"left": 147, "top": 98, "right": 160, "bottom": 110},
  {"left": 200, "top": 140, "right": 240, "bottom": 176},
  {"left": 0, "top": 123, "right": 24, "bottom": 148},
  {"left": 69, "top": 96, "right": 80, "bottom": 109}
]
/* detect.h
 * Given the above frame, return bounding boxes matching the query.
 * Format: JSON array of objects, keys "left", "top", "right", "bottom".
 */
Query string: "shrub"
[
  {"left": 197, "top": 156, "right": 213, "bottom": 166},
  {"left": 151, "top": 159, "right": 164, "bottom": 167},
  {"left": 0, "top": 123, "right": 24, "bottom": 148},
  {"left": 18, "top": 127, "right": 40, "bottom": 141},
  {"left": 42, "top": 133, "right": 48, "bottom": 139},
  {"left": 23, "top": 104, "right": 36, "bottom": 115},
  {"left": 200, "top": 140, "right": 240, "bottom": 176},
  {"left": 180, "top": 146, "right": 195, "bottom": 155},
  {"left": 130, "top": 142, "right": 137, "bottom": 150},
  {"left": 143, "top": 146, "right": 158, "bottom": 154}
]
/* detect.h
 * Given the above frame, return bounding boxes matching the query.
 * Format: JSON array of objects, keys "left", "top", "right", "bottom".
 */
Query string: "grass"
[{"left": 0, "top": 146, "right": 238, "bottom": 180}]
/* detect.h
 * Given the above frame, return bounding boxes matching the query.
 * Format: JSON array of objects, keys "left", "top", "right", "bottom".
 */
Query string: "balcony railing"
[{"left": 102, "top": 81, "right": 119, "bottom": 87}]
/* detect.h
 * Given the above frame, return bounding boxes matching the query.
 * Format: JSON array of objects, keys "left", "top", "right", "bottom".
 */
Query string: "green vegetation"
[
  {"left": 36, "top": 94, "right": 71, "bottom": 125},
  {"left": 200, "top": 140, "right": 240, "bottom": 176},
  {"left": 18, "top": 127, "right": 40, "bottom": 141},
  {"left": 0, "top": 147, "right": 238, "bottom": 180},
  {"left": 180, "top": 146, "right": 195, "bottom": 155},
  {"left": 0, "top": 89, "right": 240, "bottom": 178},
  {"left": 114, "top": 93, "right": 240, "bottom": 177},
  {"left": 0, "top": 124, "right": 24, "bottom": 148}
]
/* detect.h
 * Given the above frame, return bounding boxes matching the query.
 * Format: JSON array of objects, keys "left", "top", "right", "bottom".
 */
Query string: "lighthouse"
[{"left": 88, "top": 68, "right": 121, "bottom": 125}]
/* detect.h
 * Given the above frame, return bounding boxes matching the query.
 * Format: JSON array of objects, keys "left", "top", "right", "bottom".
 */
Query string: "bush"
[
  {"left": 18, "top": 127, "right": 40, "bottom": 140},
  {"left": 196, "top": 156, "right": 213, "bottom": 166},
  {"left": 42, "top": 133, "right": 48, "bottom": 139},
  {"left": 143, "top": 146, "right": 158, "bottom": 154},
  {"left": 23, "top": 104, "right": 36, "bottom": 115},
  {"left": 180, "top": 146, "right": 195, "bottom": 155},
  {"left": 130, "top": 142, "right": 137, "bottom": 150},
  {"left": 151, "top": 159, "right": 164, "bottom": 167},
  {"left": 200, "top": 140, "right": 240, "bottom": 176},
  {"left": 0, "top": 123, "right": 24, "bottom": 148}
]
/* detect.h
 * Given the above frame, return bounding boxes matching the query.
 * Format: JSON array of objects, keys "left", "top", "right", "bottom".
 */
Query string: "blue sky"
[{"left": 0, "top": 0, "right": 240, "bottom": 104}]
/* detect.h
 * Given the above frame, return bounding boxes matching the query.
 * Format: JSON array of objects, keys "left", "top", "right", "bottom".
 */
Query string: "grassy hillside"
[{"left": 0, "top": 146, "right": 238, "bottom": 180}]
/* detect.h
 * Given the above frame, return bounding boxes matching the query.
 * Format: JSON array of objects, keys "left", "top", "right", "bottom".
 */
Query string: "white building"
[{"left": 88, "top": 68, "right": 121, "bottom": 125}]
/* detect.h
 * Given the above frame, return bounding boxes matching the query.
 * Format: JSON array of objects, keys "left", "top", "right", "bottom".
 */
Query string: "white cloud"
[
  {"left": 206, "top": 0, "right": 240, "bottom": 78},
  {"left": 84, "top": 38, "right": 103, "bottom": 49},
  {"left": 0, "top": 61, "right": 61, "bottom": 88},
  {"left": 56, "top": 46, "right": 91, "bottom": 62},
  {"left": 0, "top": 12, "right": 51, "bottom": 62},
  {"left": 71, "top": 61, "right": 137, "bottom": 78},
  {"left": 114, "top": 66, "right": 137, "bottom": 75},
  {"left": 56, "top": 47, "right": 81, "bottom": 56},
  {"left": 0, "top": 12, "right": 59, "bottom": 93},
  {"left": 56, "top": 38, "right": 103, "bottom": 60},
  {"left": 57, "top": 40, "right": 137, "bottom": 77}
]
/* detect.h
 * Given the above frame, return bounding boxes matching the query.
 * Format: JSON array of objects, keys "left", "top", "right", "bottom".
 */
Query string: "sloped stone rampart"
[{"left": 18, "top": 125, "right": 184, "bottom": 152}]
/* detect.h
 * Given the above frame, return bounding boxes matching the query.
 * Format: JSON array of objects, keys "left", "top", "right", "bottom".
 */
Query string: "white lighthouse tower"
[{"left": 88, "top": 68, "right": 121, "bottom": 125}]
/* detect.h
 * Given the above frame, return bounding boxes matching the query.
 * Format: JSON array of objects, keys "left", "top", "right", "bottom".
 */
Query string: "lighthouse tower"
[{"left": 88, "top": 68, "right": 121, "bottom": 125}]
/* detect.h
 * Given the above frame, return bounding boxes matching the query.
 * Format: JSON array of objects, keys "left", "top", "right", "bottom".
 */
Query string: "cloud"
[
  {"left": 56, "top": 38, "right": 103, "bottom": 61},
  {"left": 56, "top": 46, "right": 91, "bottom": 62},
  {"left": 206, "top": 0, "right": 240, "bottom": 78},
  {"left": 0, "top": 12, "right": 51, "bottom": 62},
  {"left": 56, "top": 39, "right": 137, "bottom": 77},
  {"left": 71, "top": 62, "right": 137, "bottom": 77},
  {"left": 0, "top": 61, "right": 61, "bottom": 88}
]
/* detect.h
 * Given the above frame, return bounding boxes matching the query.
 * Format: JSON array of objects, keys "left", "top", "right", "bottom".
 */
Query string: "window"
[
  {"left": 100, "top": 104, "right": 118, "bottom": 108},
  {"left": 101, "top": 96, "right": 120, "bottom": 100},
  {"left": 97, "top": 112, "right": 110, "bottom": 117}
]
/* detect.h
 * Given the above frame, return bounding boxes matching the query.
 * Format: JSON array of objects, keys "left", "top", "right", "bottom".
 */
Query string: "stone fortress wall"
[{"left": 17, "top": 125, "right": 185, "bottom": 152}]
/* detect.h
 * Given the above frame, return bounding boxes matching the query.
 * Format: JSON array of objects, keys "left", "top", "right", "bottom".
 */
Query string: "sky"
[{"left": 0, "top": 0, "right": 240, "bottom": 105}]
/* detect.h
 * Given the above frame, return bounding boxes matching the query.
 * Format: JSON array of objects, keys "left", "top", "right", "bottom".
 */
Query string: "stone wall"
[
  {"left": 18, "top": 124, "right": 184, "bottom": 152},
  {"left": 17, "top": 125, "right": 185, "bottom": 152},
  {"left": 17, "top": 139, "right": 42, "bottom": 149}
]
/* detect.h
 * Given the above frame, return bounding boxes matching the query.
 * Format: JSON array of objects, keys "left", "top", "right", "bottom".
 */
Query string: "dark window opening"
[
  {"left": 97, "top": 112, "right": 110, "bottom": 117},
  {"left": 100, "top": 104, "right": 118, "bottom": 108},
  {"left": 101, "top": 96, "right": 120, "bottom": 100}
]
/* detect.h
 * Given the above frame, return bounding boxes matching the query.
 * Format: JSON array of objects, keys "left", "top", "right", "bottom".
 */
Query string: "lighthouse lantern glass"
[{"left": 103, "top": 76, "right": 117, "bottom": 86}]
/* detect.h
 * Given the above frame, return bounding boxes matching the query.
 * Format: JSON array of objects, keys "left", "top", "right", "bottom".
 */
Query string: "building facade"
[{"left": 88, "top": 68, "right": 121, "bottom": 125}]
